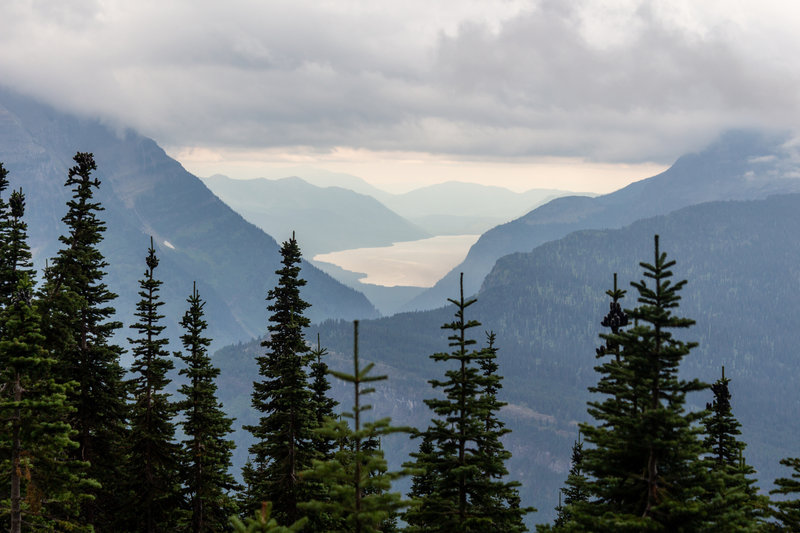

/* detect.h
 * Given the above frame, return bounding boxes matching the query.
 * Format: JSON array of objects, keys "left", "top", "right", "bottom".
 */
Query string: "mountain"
[
  {"left": 201, "top": 174, "right": 429, "bottom": 256},
  {"left": 381, "top": 181, "right": 585, "bottom": 235},
  {"left": 405, "top": 130, "right": 800, "bottom": 311},
  {"left": 0, "top": 87, "right": 378, "bottom": 351},
  {"left": 281, "top": 192, "right": 800, "bottom": 523}
]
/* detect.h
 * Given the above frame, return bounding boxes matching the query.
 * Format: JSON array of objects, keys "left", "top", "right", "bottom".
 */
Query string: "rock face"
[
  {"left": 0, "top": 88, "right": 377, "bottom": 350},
  {"left": 406, "top": 129, "right": 800, "bottom": 311}
]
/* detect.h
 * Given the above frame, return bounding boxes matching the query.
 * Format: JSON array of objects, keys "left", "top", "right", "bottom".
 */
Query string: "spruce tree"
[
  {"left": 301, "top": 320, "right": 409, "bottom": 533},
  {"left": 36, "top": 152, "right": 128, "bottom": 529},
  {"left": 771, "top": 458, "right": 800, "bottom": 530},
  {"left": 230, "top": 501, "right": 308, "bottom": 532},
  {"left": 702, "top": 367, "right": 766, "bottom": 529},
  {"left": 0, "top": 188, "right": 91, "bottom": 532},
  {"left": 124, "top": 238, "right": 183, "bottom": 532},
  {"left": 309, "top": 334, "right": 338, "bottom": 461},
  {"left": 404, "top": 274, "right": 531, "bottom": 532},
  {"left": 242, "top": 234, "right": 318, "bottom": 526},
  {"left": 575, "top": 235, "right": 710, "bottom": 530},
  {"left": 176, "top": 281, "right": 239, "bottom": 532},
  {"left": 546, "top": 434, "right": 588, "bottom": 531}
]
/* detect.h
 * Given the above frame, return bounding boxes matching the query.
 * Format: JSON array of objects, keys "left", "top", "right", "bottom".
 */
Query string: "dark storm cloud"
[{"left": 1, "top": 0, "right": 798, "bottom": 162}]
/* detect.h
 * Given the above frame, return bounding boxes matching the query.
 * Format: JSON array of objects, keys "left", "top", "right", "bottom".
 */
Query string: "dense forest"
[{"left": 2, "top": 152, "right": 800, "bottom": 532}]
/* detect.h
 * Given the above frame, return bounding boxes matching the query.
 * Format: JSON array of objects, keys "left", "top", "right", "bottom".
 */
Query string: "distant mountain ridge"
[
  {"left": 201, "top": 174, "right": 430, "bottom": 255},
  {"left": 0, "top": 87, "right": 378, "bottom": 350},
  {"left": 404, "top": 130, "right": 800, "bottom": 311}
]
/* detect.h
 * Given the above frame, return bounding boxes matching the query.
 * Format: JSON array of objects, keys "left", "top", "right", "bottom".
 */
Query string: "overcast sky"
[{"left": 2, "top": 0, "right": 799, "bottom": 192}]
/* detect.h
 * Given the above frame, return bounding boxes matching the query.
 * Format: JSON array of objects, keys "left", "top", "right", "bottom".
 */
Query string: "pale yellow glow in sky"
[{"left": 170, "top": 146, "right": 669, "bottom": 195}]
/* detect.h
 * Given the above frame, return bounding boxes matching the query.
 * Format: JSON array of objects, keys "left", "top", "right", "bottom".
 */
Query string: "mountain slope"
[
  {"left": 0, "top": 88, "right": 377, "bottom": 350},
  {"left": 294, "top": 192, "right": 800, "bottom": 523},
  {"left": 405, "top": 130, "right": 800, "bottom": 311},
  {"left": 201, "top": 174, "right": 429, "bottom": 255}
]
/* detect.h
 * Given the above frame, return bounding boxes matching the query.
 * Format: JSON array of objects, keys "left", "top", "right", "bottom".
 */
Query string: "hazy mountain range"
[
  {"left": 0, "top": 88, "right": 378, "bottom": 351},
  {"left": 404, "top": 130, "right": 800, "bottom": 311}
]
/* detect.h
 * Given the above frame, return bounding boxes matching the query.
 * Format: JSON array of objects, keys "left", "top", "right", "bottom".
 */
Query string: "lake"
[{"left": 313, "top": 234, "right": 481, "bottom": 287}]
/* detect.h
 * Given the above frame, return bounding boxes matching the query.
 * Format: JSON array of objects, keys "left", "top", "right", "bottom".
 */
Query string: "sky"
[{"left": 2, "top": 0, "right": 799, "bottom": 193}]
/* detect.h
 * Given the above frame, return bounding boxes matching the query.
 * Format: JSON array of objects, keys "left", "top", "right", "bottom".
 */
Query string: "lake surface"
[{"left": 313, "top": 234, "right": 481, "bottom": 287}]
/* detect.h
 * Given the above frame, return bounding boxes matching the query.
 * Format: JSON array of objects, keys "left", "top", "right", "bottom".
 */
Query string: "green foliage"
[
  {"left": 404, "top": 274, "right": 531, "bottom": 532},
  {"left": 575, "top": 235, "right": 710, "bottom": 530},
  {"left": 301, "top": 320, "right": 410, "bottom": 533},
  {"left": 36, "top": 152, "right": 128, "bottom": 528},
  {"left": 242, "top": 235, "right": 320, "bottom": 526},
  {"left": 124, "top": 238, "right": 183, "bottom": 531},
  {"left": 308, "top": 334, "right": 338, "bottom": 461},
  {"left": 771, "top": 458, "right": 800, "bottom": 529},
  {"left": 230, "top": 501, "right": 308, "bottom": 532},
  {"left": 177, "top": 282, "right": 240, "bottom": 532}
]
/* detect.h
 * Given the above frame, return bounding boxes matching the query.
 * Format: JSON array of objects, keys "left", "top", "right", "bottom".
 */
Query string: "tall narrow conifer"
[
  {"left": 242, "top": 234, "right": 318, "bottom": 525},
  {"left": 36, "top": 152, "right": 128, "bottom": 529},
  {"left": 124, "top": 238, "right": 182, "bottom": 532},
  {"left": 176, "top": 282, "right": 239, "bottom": 532}
]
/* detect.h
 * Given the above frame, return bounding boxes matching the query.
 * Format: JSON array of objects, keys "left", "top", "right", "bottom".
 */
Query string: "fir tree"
[
  {"left": 242, "top": 234, "right": 318, "bottom": 526},
  {"left": 176, "top": 281, "right": 239, "bottom": 532},
  {"left": 404, "top": 274, "right": 532, "bottom": 532},
  {"left": 771, "top": 457, "right": 800, "bottom": 530},
  {"left": 124, "top": 238, "right": 183, "bottom": 532},
  {"left": 309, "top": 333, "right": 338, "bottom": 461},
  {"left": 0, "top": 189, "right": 92, "bottom": 532},
  {"left": 575, "top": 235, "right": 710, "bottom": 531},
  {"left": 702, "top": 367, "right": 766, "bottom": 530},
  {"left": 547, "top": 434, "right": 588, "bottom": 531},
  {"left": 0, "top": 162, "right": 13, "bottom": 305},
  {"left": 301, "top": 320, "right": 409, "bottom": 533},
  {"left": 36, "top": 152, "right": 128, "bottom": 529}
]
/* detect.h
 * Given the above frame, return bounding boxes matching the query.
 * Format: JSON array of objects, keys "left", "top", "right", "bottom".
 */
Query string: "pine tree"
[
  {"left": 575, "top": 235, "right": 710, "bottom": 530},
  {"left": 36, "top": 152, "right": 128, "bottom": 529},
  {"left": 0, "top": 188, "right": 92, "bottom": 532},
  {"left": 242, "top": 234, "right": 318, "bottom": 526},
  {"left": 702, "top": 367, "right": 766, "bottom": 530},
  {"left": 0, "top": 162, "right": 13, "bottom": 305},
  {"left": 546, "top": 434, "right": 588, "bottom": 531},
  {"left": 124, "top": 238, "right": 183, "bottom": 532},
  {"left": 176, "top": 281, "right": 239, "bottom": 532},
  {"left": 301, "top": 320, "right": 409, "bottom": 533},
  {"left": 230, "top": 501, "right": 308, "bottom": 533},
  {"left": 771, "top": 458, "right": 800, "bottom": 530},
  {"left": 404, "top": 274, "right": 532, "bottom": 532}
]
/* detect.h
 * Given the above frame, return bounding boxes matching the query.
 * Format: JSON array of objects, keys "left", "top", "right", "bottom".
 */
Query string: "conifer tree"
[
  {"left": 36, "top": 152, "right": 128, "bottom": 529},
  {"left": 0, "top": 162, "right": 13, "bottom": 305},
  {"left": 309, "top": 334, "right": 338, "bottom": 461},
  {"left": 176, "top": 281, "right": 239, "bottom": 532},
  {"left": 301, "top": 320, "right": 409, "bottom": 533},
  {"left": 0, "top": 189, "right": 92, "bottom": 532},
  {"left": 230, "top": 501, "right": 308, "bottom": 533},
  {"left": 771, "top": 458, "right": 800, "bottom": 530},
  {"left": 546, "top": 434, "right": 588, "bottom": 531},
  {"left": 575, "top": 235, "right": 710, "bottom": 530},
  {"left": 702, "top": 367, "right": 766, "bottom": 529},
  {"left": 124, "top": 238, "right": 183, "bottom": 532},
  {"left": 242, "top": 234, "right": 318, "bottom": 526},
  {"left": 404, "top": 274, "right": 531, "bottom": 532}
]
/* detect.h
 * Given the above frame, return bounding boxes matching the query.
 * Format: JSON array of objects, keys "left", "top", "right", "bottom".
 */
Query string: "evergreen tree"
[
  {"left": 0, "top": 189, "right": 92, "bottom": 532},
  {"left": 771, "top": 458, "right": 800, "bottom": 530},
  {"left": 124, "top": 238, "right": 183, "bottom": 532},
  {"left": 0, "top": 162, "right": 13, "bottom": 305},
  {"left": 404, "top": 274, "right": 532, "bottom": 532},
  {"left": 575, "top": 235, "right": 710, "bottom": 531},
  {"left": 546, "top": 434, "right": 588, "bottom": 531},
  {"left": 301, "top": 320, "right": 409, "bottom": 533},
  {"left": 242, "top": 234, "right": 318, "bottom": 526},
  {"left": 36, "top": 152, "right": 128, "bottom": 529},
  {"left": 177, "top": 281, "right": 239, "bottom": 532},
  {"left": 309, "top": 333, "right": 338, "bottom": 461},
  {"left": 702, "top": 367, "right": 766, "bottom": 530}
]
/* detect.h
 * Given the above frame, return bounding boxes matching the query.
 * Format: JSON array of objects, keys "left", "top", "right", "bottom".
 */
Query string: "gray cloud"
[{"left": 1, "top": 0, "right": 798, "bottom": 163}]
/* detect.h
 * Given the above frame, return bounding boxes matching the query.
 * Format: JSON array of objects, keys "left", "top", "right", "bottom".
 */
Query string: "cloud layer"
[{"left": 2, "top": 0, "right": 798, "bottom": 163}]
